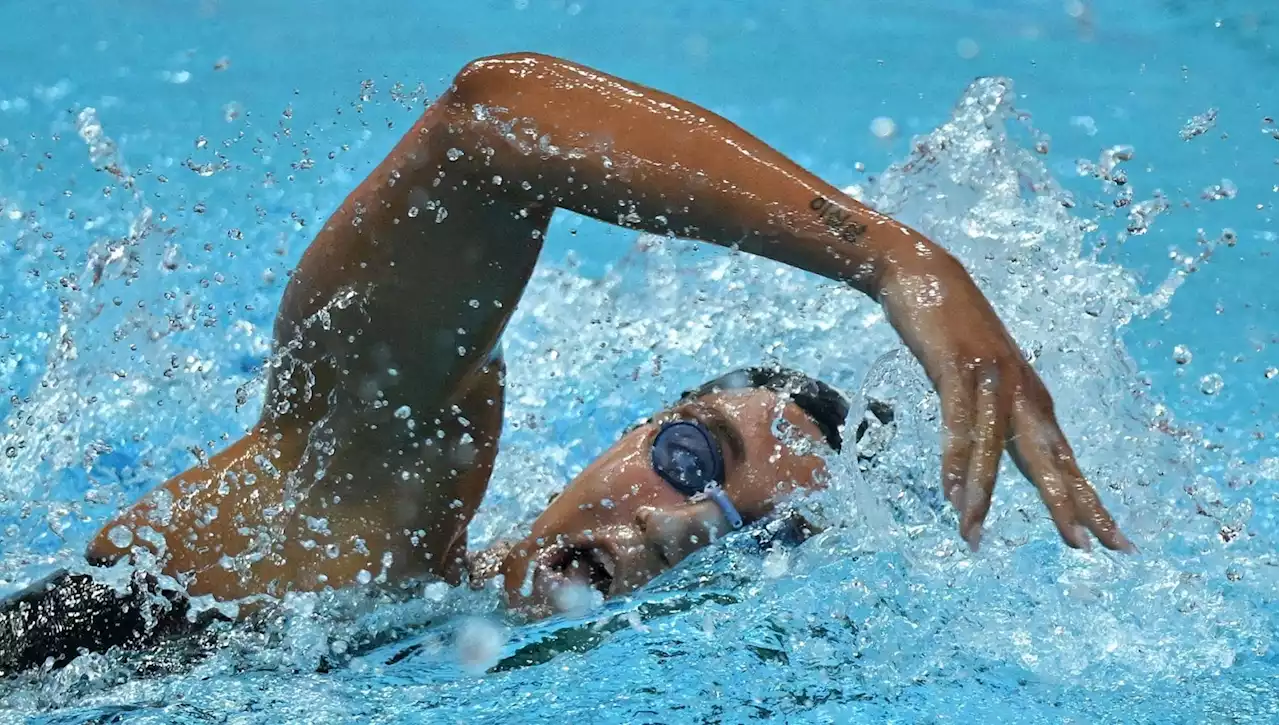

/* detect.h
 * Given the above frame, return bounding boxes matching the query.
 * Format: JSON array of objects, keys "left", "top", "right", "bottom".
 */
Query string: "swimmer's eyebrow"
[
  {"left": 670, "top": 400, "right": 746, "bottom": 462},
  {"left": 622, "top": 399, "right": 746, "bottom": 463}
]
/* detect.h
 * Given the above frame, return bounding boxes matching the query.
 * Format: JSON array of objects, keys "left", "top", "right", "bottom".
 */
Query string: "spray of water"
[{"left": 0, "top": 76, "right": 1273, "bottom": 722}]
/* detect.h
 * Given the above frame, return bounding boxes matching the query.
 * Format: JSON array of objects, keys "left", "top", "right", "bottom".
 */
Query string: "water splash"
[{"left": 0, "top": 75, "right": 1274, "bottom": 723}]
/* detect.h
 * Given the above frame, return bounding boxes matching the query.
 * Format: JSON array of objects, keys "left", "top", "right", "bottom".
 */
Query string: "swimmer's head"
[{"left": 495, "top": 367, "right": 848, "bottom": 618}]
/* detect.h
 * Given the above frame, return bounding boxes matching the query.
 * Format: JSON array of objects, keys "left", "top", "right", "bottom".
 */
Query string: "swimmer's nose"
[{"left": 635, "top": 503, "right": 724, "bottom": 569}]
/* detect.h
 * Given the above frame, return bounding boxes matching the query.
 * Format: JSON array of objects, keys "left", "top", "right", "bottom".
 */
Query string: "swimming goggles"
[{"left": 649, "top": 420, "right": 744, "bottom": 529}]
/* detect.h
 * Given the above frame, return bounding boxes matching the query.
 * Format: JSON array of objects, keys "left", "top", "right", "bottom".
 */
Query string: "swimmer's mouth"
[{"left": 542, "top": 543, "right": 617, "bottom": 597}]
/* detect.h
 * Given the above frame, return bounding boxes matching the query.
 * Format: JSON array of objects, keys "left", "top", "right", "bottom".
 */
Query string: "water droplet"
[
  {"left": 762, "top": 547, "right": 790, "bottom": 578},
  {"left": 107, "top": 525, "right": 134, "bottom": 548},
  {"left": 624, "top": 611, "right": 649, "bottom": 632},
  {"left": 1173, "top": 345, "right": 1193, "bottom": 365},
  {"left": 1199, "top": 373, "right": 1224, "bottom": 396},
  {"left": 1179, "top": 108, "right": 1218, "bottom": 141},
  {"left": 551, "top": 581, "right": 602, "bottom": 616},
  {"left": 456, "top": 617, "right": 506, "bottom": 673},
  {"left": 870, "top": 116, "right": 897, "bottom": 139}
]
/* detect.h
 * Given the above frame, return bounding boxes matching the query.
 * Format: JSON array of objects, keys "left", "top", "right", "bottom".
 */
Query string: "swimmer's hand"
[{"left": 879, "top": 249, "right": 1134, "bottom": 555}]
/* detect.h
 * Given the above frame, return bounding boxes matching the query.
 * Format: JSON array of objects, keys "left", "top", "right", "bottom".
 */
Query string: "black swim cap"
[{"left": 680, "top": 366, "right": 850, "bottom": 452}]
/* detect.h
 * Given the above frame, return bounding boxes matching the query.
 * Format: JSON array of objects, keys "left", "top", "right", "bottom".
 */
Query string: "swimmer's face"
[{"left": 497, "top": 388, "right": 831, "bottom": 618}]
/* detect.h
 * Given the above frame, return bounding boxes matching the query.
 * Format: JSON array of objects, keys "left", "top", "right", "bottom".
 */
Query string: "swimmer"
[{"left": 0, "top": 53, "right": 1132, "bottom": 673}]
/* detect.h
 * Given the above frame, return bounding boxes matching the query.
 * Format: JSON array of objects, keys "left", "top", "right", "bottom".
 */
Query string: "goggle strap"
[{"left": 704, "top": 487, "right": 744, "bottom": 530}]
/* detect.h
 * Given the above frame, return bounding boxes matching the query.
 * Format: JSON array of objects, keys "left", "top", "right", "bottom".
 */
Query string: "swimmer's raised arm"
[{"left": 432, "top": 52, "right": 1132, "bottom": 553}]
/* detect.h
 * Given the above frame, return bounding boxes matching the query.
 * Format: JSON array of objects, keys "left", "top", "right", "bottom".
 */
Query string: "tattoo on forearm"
[{"left": 809, "top": 195, "right": 866, "bottom": 243}]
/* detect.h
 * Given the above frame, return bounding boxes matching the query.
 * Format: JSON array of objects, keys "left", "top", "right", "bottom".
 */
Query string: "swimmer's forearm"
[{"left": 436, "top": 53, "right": 943, "bottom": 298}]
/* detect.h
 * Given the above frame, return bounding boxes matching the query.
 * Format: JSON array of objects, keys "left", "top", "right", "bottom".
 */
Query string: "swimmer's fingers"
[
  {"left": 958, "top": 369, "right": 1008, "bottom": 552},
  {"left": 1007, "top": 376, "right": 1134, "bottom": 553},
  {"left": 1007, "top": 412, "right": 1090, "bottom": 551},
  {"left": 939, "top": 369, "right": 976, "bottom": 514},
  {"left": 1052, "top": 432, "right": 1134, "bottom": 553},
  {"left": 938, "top": 361, "right": 1012, "bottom": 551}
]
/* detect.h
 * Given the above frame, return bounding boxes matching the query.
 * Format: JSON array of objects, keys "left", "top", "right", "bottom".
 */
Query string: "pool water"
[{"left": 0, "top": 1, "right": 1276, "bottom": 723}]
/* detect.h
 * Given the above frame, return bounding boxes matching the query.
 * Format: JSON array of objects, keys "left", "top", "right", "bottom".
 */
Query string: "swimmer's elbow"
[{"left": 449, "top": 52, "right": 557, "bottom": 102}]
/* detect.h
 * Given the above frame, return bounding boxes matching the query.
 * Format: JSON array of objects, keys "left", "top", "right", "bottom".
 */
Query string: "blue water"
[{"left": 0, "top": 1, "right": 1275, "bottom": 723}]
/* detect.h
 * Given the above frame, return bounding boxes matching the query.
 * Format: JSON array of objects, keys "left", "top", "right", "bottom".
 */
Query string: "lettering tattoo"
[{"left": 809, "top": 195, "right": 867, "bottom": 243}]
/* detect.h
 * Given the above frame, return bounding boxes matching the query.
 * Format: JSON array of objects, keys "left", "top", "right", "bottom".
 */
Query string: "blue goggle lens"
[{"left": 650, "top": 420, "right": 742, "bottom": 529}]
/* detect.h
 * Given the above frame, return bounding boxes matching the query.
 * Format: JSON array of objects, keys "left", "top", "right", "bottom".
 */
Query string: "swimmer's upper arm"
[{"left": 438, "top": 52, "right": 908, "bottom": 297}]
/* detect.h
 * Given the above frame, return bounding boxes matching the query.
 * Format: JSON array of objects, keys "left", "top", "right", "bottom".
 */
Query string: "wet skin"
[
  {"left": 495, "top": 388, "right": 830, "bottom": 618},
  {"left": 84, "top": 53, "right": 1132, "bottom": 615}
]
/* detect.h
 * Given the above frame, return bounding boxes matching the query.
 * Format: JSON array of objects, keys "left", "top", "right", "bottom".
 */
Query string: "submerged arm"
[{"left": 428, "top": 53, "right": 1130, "bottom": 552}]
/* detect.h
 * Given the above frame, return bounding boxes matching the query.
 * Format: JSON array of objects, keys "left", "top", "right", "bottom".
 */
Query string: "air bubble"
[
  {"left": 1173, "top": 345, "right": 1193, "bottom": 365},
  {"left": 408, "top": 206, "right": 419, "bottom": 218},
  {"left": 394, "top": 405, "right": 412, "bottom": 419},
  {"left": 446, "top": 148, "right": 464, "bottom": 161}
]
